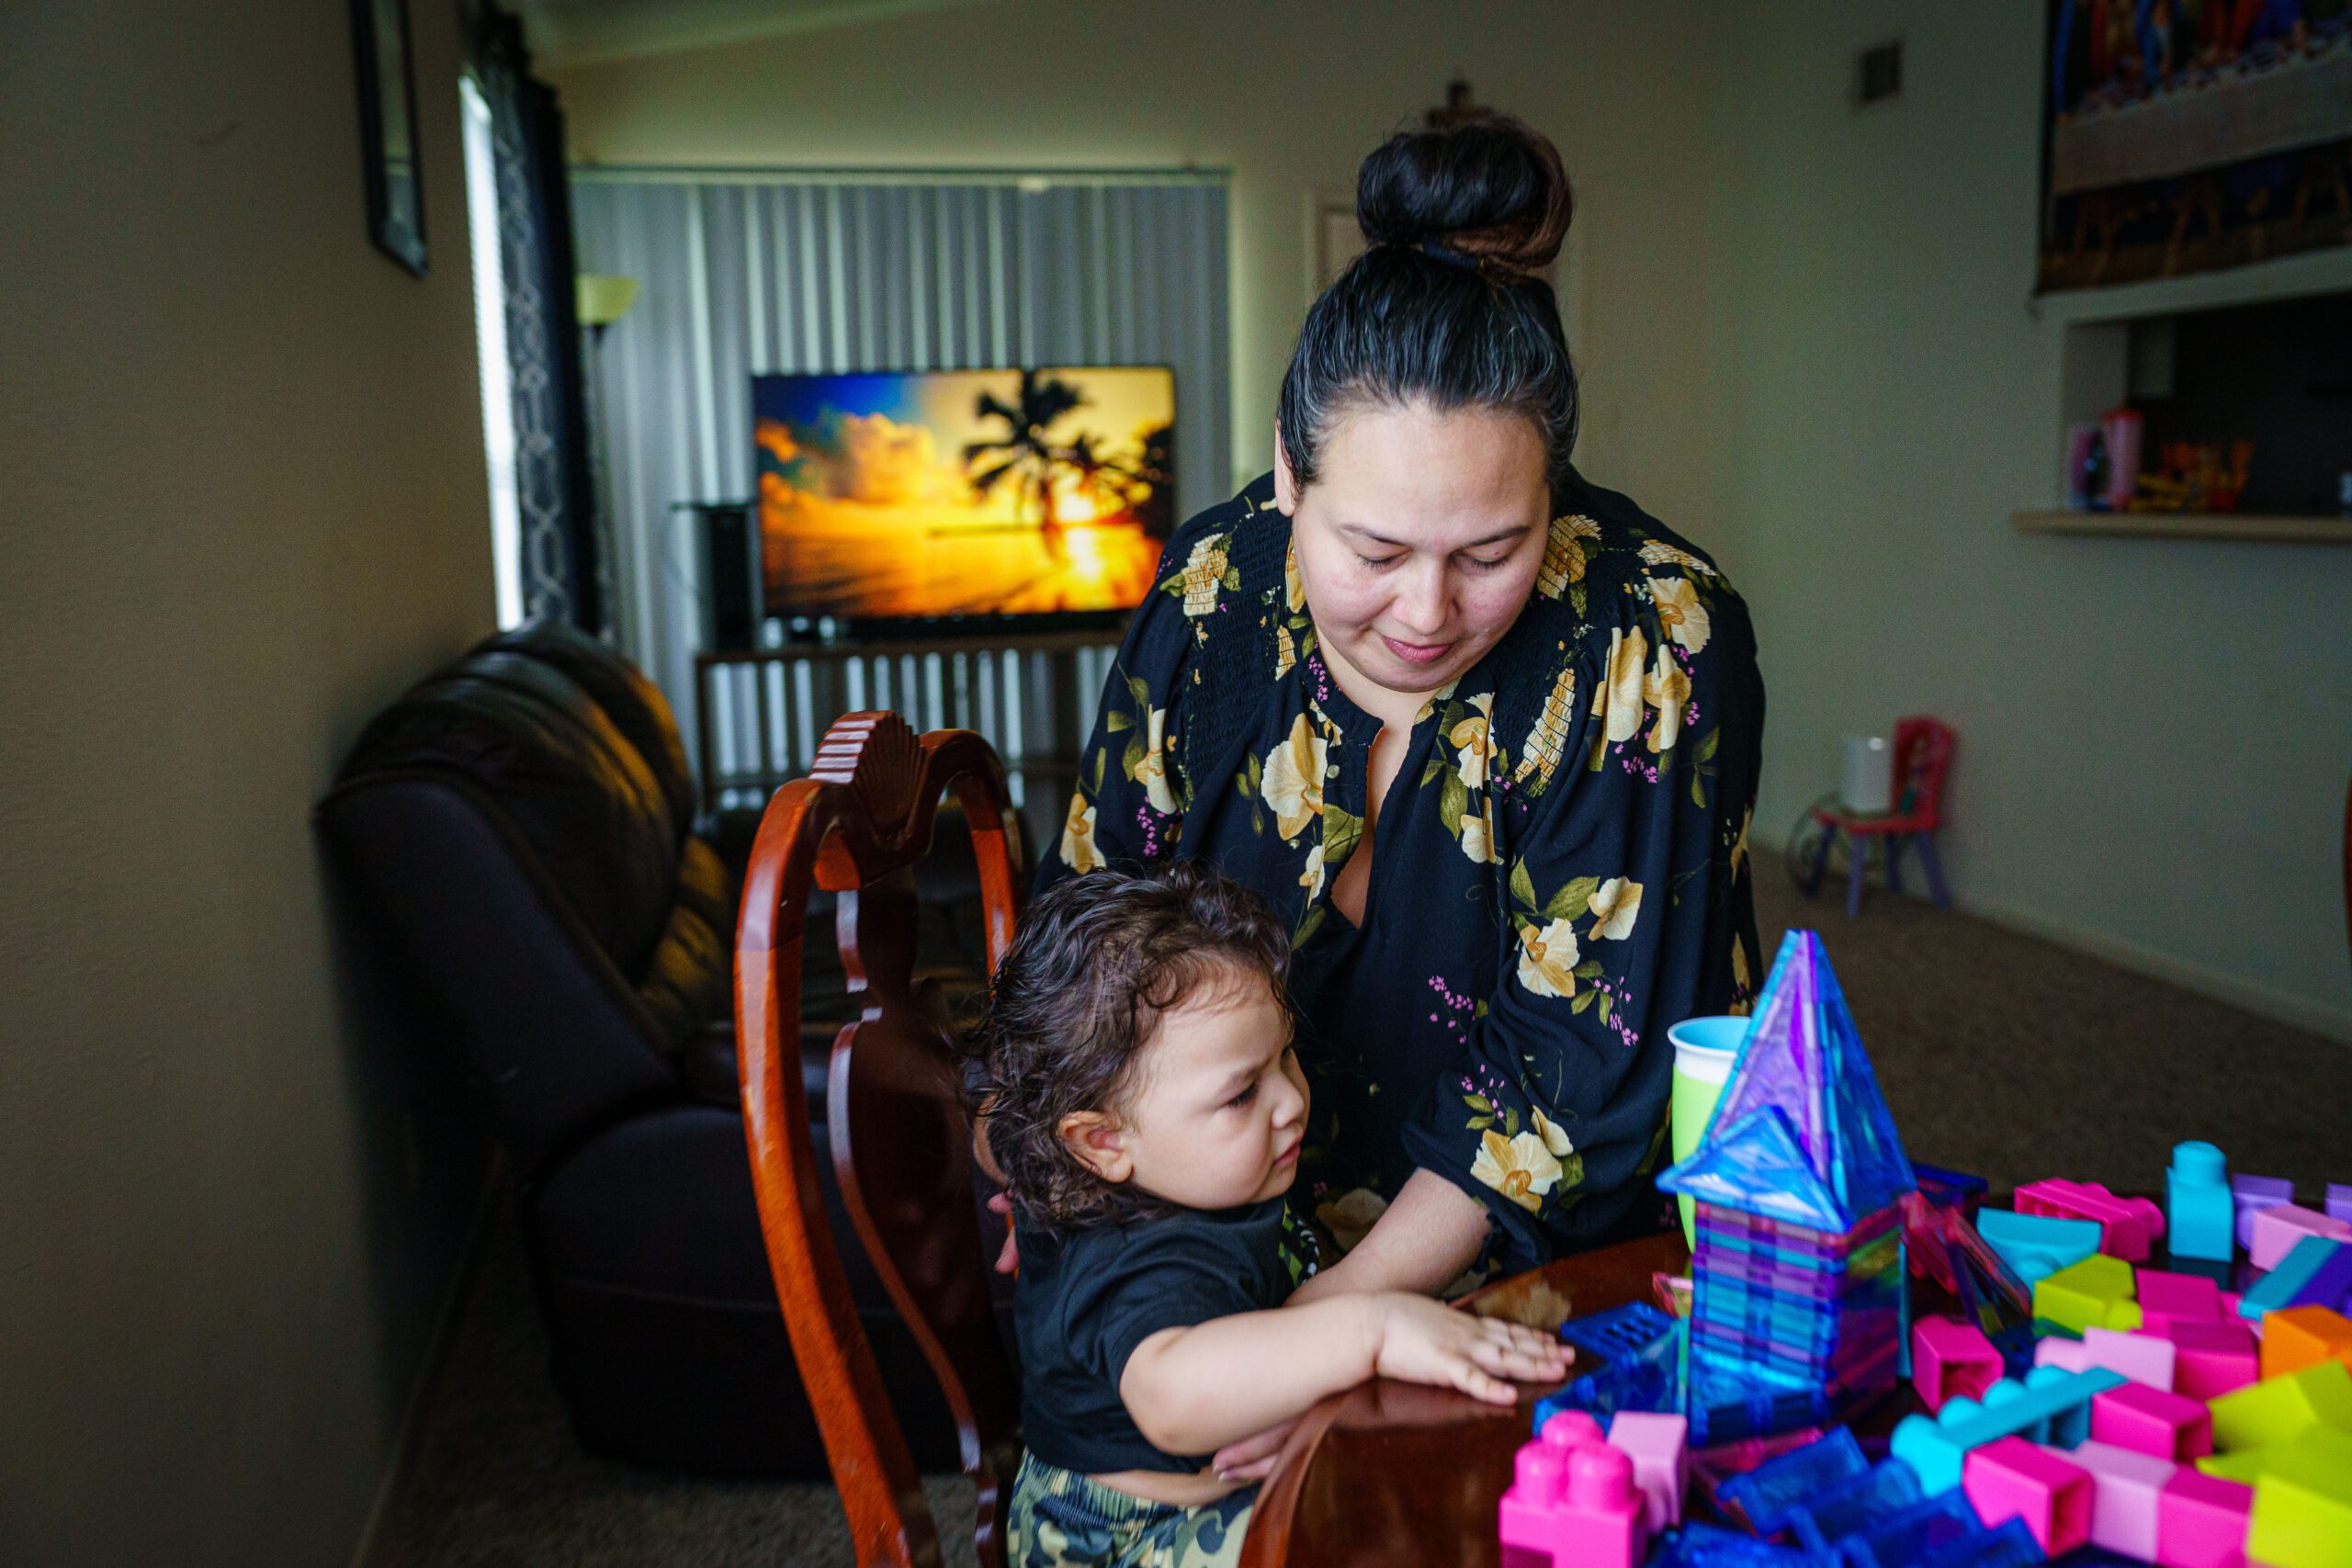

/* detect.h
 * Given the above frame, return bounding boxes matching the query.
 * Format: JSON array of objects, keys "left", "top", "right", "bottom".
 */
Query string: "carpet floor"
[{"left": 364, "top": 851, "right": 2350, "bottom": 1567}]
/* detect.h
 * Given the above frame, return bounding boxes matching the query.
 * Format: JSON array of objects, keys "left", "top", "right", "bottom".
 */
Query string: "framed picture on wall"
[
  {"left": 2038, "top": 1, "right": 2352, "bottom": 293},
  {"left": 351, "top": 0, "right": 427, "bottom": 276}
]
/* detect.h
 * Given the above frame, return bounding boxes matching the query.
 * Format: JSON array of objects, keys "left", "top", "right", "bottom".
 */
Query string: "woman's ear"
[
  {"left": 1056, "top": 1111, "right": 1134, "bottom": 1184},
  {"left": 1272, "top": 424, "right": 1298, "bottom": 515}
]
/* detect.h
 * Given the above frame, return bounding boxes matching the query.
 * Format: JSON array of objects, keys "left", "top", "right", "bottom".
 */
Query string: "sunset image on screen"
[{"left": 753, "top": 366, "right": 1176, "bottom": 621}]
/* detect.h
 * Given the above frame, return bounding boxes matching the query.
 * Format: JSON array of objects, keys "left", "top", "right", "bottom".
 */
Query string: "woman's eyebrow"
[{"left": 1335, "top": 520, "right": 1532, "bottom": 550}]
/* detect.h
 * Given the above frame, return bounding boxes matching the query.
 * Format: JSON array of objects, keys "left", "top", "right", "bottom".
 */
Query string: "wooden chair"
[
  {"left": 735, "top": 711, "right": 1024, "bottom": 1567},
  {"left": 1802, "top": 716, "right": 1956, "bottom": 919}
]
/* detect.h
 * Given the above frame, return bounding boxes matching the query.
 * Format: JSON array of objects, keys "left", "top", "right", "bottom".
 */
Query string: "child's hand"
[{"left": 1368, "top": 1294, "right": 1573, "bottom": 1404}]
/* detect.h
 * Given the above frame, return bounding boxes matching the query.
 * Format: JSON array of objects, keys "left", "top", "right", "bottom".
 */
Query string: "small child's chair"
[{"left": 1802, "top": 716, "right": 1955, "bottom": 919}]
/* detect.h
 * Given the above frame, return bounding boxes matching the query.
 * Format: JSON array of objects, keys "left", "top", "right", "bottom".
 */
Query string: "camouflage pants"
[{"left": 1006, "top": 1453, "right": 1257, "bottom": 1568}]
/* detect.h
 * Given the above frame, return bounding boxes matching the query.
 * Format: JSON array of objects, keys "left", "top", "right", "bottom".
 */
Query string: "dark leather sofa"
[{"left": 317, "top": 620, "right": 984, "bottom": 1476}]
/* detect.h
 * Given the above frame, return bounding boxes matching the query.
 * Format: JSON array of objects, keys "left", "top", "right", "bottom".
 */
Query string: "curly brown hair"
[{"left": 967, "top": 861, "right": 1290, "bottom": 1229}]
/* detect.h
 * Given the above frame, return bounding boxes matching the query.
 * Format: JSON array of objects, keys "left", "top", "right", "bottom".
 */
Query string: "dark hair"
[
  {"left": 966, "top": 862, "right": 1290, "bottom": 1229},
  {"left": 1278, "top": 114, "right": 1578, "bottom": 496}
]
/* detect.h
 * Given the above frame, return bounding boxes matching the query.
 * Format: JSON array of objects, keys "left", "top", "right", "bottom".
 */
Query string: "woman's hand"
[{"left": 1368, "top": 1293, "right": 1570, "bottom": 1404}]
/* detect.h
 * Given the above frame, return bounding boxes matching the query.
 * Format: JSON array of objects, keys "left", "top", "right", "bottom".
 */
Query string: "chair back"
[
  {"left": 736, "top": 712, "right": 1023, "bottom": 1568},
  {"left": 1889, "top": 716, "right": 1955, "bottom": 829}
]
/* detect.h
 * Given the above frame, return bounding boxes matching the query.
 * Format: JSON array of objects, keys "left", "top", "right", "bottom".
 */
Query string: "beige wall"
[
  {"left": 1703, "top": 3, "right": 2352, "bottom": 1038},
  {"left": 0, "top": 4, "right": 496, "bottom": 1563},
  {"left": 546, "top": 0, "right": 1729, "bottom": 553}
]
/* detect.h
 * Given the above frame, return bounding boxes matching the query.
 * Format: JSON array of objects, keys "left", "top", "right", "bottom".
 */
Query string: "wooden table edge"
[{"left": 1235, "top": 1228, "right": 1690, "bottom": 1568}]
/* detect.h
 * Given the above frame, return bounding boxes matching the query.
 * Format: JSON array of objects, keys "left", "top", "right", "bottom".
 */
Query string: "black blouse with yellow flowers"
[{"left": 1035, "top": 469, "right": 1765, "bottom": 1275}]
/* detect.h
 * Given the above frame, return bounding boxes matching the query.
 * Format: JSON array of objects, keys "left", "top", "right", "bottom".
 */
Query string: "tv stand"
[{"left": 693, "top": 626, "right": 1128, "bottom": 842}]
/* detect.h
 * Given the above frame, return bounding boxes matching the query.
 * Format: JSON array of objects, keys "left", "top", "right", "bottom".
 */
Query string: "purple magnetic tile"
[{"left": 2330, "top": 1184, "right": 2352, "bottom": 1226}]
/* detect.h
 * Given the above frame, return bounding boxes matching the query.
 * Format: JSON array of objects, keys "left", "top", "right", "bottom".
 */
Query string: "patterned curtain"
[{"left": 466, "top": 5, "right": 602, "bottom": 630}]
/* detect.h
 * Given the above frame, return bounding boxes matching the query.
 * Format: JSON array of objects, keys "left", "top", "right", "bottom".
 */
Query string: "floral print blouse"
[{"left": 1035, "top": 470, "right": 1764, "bottom": 1272}]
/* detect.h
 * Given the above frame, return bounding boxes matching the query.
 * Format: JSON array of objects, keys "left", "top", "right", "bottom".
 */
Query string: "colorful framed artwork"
[{"left": 2039, "top": 1, "right": 2352, "bottom": 293}]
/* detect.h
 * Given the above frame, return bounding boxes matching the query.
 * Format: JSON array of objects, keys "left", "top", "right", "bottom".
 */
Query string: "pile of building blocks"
[{"left": 1503, "top": 931, "right": 2352, "bottom": 1565}]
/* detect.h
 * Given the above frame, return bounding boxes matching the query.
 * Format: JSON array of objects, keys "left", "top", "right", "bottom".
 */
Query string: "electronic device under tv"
[{"left": 752, "top": 365, "right": 1176, "bottom": 632}]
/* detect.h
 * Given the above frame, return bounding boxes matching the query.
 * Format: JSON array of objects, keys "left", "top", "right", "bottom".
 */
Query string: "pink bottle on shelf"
[{"left": 2101, "top": 408, "right": 2143, "bottom": 513}]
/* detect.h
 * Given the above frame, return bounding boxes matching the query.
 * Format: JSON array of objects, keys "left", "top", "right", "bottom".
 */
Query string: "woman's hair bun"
[{"left": 1356, "top": 114, "right": 1571, "bottom": 277}]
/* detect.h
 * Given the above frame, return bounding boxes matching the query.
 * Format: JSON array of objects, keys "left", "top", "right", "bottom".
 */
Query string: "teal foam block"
[
  {"left": 2239, "top": 1236, "right": 2346, "bottom": 1319},
  {"left": 1889, "top": 1365, "right": 2127, "bottom": 1495},
  {"left": 1975, "top": 1208, "right": 2102, "bottom": 1286}
]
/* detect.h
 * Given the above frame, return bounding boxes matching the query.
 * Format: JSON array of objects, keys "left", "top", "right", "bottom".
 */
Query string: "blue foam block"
[
  {"left": 2238, "top": 1235, "right": 2347, "bottom": 1318},
  {"left": 1973, "top": 1208, "right": 2099, "bottom": 1285},
  {"left": 1887, "top": 1365, "right": 2126, "bottom": 1494}
]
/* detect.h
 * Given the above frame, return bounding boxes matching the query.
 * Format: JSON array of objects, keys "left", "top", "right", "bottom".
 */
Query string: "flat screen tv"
[{"left": 753, "top": 365, "right": 1176, "bottom": 629}]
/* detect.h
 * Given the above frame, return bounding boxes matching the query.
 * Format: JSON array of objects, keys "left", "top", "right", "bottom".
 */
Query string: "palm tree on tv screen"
[{"left": 963, "top": 368, "right": 1087, "bottom": 529}]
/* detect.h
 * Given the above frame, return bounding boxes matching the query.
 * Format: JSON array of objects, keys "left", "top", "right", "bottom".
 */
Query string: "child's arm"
[{"left": 1117, "top": 1291, "right": 1568, "bottom": 1459}]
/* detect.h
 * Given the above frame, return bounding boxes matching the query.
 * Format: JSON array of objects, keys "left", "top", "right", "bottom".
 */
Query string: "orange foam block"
[{"left": 2262, "top": 1306, "right": 2352, "bottom": 1381}]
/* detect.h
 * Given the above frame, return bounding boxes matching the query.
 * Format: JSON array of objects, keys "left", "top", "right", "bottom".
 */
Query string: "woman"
[{"left": 1037, "top": 113, "right": 1763, "bottom": 1409}]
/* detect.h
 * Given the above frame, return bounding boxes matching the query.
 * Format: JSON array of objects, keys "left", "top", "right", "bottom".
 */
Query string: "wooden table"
[{"left": 1238, "top": 1229, "right": 1691, "bottom": 1568}]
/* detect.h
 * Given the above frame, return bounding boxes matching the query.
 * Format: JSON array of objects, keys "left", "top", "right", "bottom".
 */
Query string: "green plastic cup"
[{"left": 1668, "top": 1016, "right": 1748, "bottom": 1247}]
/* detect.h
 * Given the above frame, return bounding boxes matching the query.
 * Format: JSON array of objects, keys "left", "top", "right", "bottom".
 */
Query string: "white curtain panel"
[{"left": 568, "top": 168, "right": 1232, "bottom": 772}]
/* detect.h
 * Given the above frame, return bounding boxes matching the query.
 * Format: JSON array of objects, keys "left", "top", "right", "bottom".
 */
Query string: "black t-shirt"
[{"left": 1014, "top": 1196, "right": 1321, "bottom": 1474}]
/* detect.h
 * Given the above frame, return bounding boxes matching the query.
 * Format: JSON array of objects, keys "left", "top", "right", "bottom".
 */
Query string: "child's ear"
[{"left": 1056, "top": 1111, "right": 1134, "bottom": 1184}]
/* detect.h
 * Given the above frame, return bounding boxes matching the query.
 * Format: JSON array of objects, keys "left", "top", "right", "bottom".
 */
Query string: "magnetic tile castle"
[{"left": 1658, "top": 931, "right": 1917, "bottom": 1440}]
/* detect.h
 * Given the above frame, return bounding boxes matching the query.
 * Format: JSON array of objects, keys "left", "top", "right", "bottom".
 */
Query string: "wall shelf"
[
  {"left": 2010, "top": 510, "right": 2352, "bottom": 544},
  {"left": 2029, "top": 248, "right": 2352, "bottom": 328}
]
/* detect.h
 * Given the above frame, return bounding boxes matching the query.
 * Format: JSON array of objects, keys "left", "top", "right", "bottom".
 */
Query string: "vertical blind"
[{"left": 567, "top": 168, "right": 1232, "bottom": 776}]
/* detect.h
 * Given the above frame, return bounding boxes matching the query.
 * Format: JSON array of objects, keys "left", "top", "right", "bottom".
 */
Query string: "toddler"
[{"left": 968, "top": 862, "right": 1568, "bottom": 1568}]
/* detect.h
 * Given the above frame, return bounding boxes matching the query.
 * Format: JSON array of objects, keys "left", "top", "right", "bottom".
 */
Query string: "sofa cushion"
[
  {"left": 483, "top": 620, "right": 698, "bottom": 843},
  {"left": 637, "top": 835, "right": 735, "bottom": 1051},
  {"left": 340, "top": 649, "right": 678, "bottom": 977}
]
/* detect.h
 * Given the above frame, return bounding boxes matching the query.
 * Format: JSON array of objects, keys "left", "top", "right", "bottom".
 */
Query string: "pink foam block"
[
  {"left": 2092, "top": 1382, "right": 2214, "bottom": 1461},
  {"left": 1915, "top": 1316, "right": 2005, "bottom": 1413},
  {"left": 1965, "top": 1434, "right": 2095, "bottom": 1556},
  {"left": 2157, "top": 1468, "right": 2254, "bottom": 1568},
  {"left": 2038, "top": 1325, "right": 2180, "bottom": 1391},
  {"left": 2161, "top": 1319, "right": 2258, "bottom": 1398},
  {"left": 2052, "top": 1438, "right": 2176, "bottom": 1560},
  {"left": 1500, "top": 1412, "right": 1649, "bottom": 1568},
  {"left": 1606, "top": 1411, "right": 1687, "bottom": 1533},
  {"left": 2139, "top": 1269, "right": 2227, "bottom": 1334},
  {"left": 2018, "top": 1178, "right": 2166, "bottom": 1261},
  {"left": 2247, "top": 1203, "right": 2352, "bottom": 1272}
]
